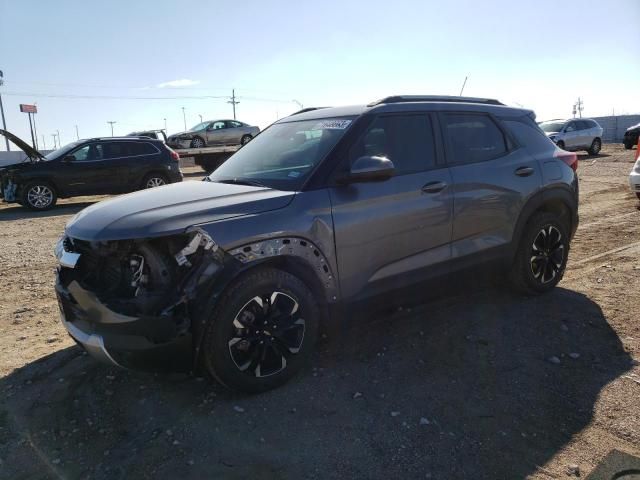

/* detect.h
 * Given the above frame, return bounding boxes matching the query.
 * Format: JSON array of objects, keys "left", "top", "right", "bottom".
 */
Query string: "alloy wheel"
[
  {"left": 27, "top": 185, "right": 53, "bottom": 208},
  {"left": 530, "top": 225, "right": 565, "bottom": 284},
  {"left": 241, "top": 136, "right": 251, "bottom": 145},
  {"left": 592, "top": 139, "right": 601, "bottom": 154},
  {"left": 228, "top": 291, "right": 305, "bottom": 378},
  {"left": 192, "top": 138, "right": 205, "bottom": 148},
  {"left": 146, "top": 177, "right": 166, "bottom": 188}
]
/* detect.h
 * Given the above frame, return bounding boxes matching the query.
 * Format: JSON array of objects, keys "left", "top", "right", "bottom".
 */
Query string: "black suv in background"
[{"left": 0, "top": 129, "right": 183, "bottom": 210}]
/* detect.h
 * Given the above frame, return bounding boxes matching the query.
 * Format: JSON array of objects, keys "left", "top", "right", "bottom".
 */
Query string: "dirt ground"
[{"left": 1, "top": 145, "right": 639, "bottom": 479}]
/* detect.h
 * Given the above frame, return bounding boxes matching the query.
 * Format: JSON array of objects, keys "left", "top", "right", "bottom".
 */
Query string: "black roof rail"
[
  {"left": 368, "top": 95, "right": 504, "bottom": 107},
  {"left": 289, "top": 107, "right": 330, "bottom": 116}
]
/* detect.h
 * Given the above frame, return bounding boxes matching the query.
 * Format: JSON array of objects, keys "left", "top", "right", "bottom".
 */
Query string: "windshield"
[
  {"left": 208, "top": 117, "right": 355, "bottom": 190},
  {"left": 43, "top": 141, "right": 82, "bottom": 161},
  {"left": 188, "top": 122, "right": 209, "bottom": 132},
  {"left": 539, "top": 121, "right": 565, "bottom": 133}
]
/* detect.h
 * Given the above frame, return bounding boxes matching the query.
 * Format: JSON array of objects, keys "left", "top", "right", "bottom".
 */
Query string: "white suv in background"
[
  {"left": 629, "top": 156, "right": 640, "bottom": 200},
  {"left": 539, "top": 118, "right": 603, "bottom": 155}
]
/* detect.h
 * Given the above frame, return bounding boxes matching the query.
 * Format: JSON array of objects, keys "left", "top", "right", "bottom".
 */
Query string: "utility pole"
[
  {"left": 227, "top": 89, "right": 240, "bottom": 120},
  {"left": 163, "top": 117, "right": 167, "bottom": 132},
  {"left": 576, "top": 97, "right": 583, "bottom": 118},
  {"left": 51, "top": 134, "right": 57, "bottom": 149},
  {"left": 459, "top": 75, "right": 469, "bottom": 96},
  {"left": 181, "top": 107, "right": 186, "bottom": 131},
  {"left": 0, "top": 69, "right": 9, "bottom": 151},
  {"left": 75, "top": 125, "right": 79, "bottom": 140},
  {"left": 107, "top": 121, "right": 116, "bottom": 136},
  {"left": 56, "top": 129, "right": 60, "bottom": 146}
]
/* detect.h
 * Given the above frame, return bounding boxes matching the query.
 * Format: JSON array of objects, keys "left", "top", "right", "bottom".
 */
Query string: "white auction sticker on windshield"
[{"left": 313, "top": 119, "right": 352, "bottom": 130}]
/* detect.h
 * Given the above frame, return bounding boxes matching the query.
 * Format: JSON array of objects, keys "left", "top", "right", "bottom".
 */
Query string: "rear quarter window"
[{"left": 502, "top": 119, "right": 555, "bottom": 154}]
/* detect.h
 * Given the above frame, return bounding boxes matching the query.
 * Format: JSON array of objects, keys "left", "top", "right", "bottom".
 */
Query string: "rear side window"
[
  {"left": 349, "top": 114, "right": 436, "bottom": 174},
  {"left": 130, "top": 142, "right": 159, "bottom": 155},
  {"left": 442, "top": 113, "right": 507, "bottom": 164},
  {"left": 103, "top": 142, "right": 133, "bottom": 158},
  {"left": 503, "top": 119, "right": 555, "bottom": 154}
]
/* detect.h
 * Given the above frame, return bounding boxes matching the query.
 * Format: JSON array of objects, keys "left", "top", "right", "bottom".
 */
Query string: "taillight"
[
  {"left": 554, "top": 148, "right": 578, "bottom": 172},
  {"left": 167, "top": 147, "right": 180, "bottom": 162}
]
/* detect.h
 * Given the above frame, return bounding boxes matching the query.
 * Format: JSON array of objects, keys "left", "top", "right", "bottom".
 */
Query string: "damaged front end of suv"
[{"left": 55, "top": 228, "right": 235, "bottom": 371}]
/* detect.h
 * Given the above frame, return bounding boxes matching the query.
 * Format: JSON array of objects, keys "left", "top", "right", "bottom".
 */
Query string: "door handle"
[
  {"left": 421, "top": 181, "right": 447, "bottom": 194},
  {"left": 515, "top": 166, "right": 534, "bottom": 177}
]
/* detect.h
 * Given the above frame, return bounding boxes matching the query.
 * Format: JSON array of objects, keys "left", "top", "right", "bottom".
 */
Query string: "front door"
[
  {"left": 329, "top": 113, "right": 453, "bottom": 299},
  {"left": 58, "top": 143, "right": 116, "bottom": 196},
  {"left": 205, "top": 121, "right": 228, "bottom": 145}
]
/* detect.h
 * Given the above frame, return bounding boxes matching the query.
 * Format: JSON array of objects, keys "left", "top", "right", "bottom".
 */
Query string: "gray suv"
[
  {"left": 54, "top": 96, "right": 579, "bottom": 392},
  {"left": 539, "top": 118, "right": 603, "bottom": 154}
]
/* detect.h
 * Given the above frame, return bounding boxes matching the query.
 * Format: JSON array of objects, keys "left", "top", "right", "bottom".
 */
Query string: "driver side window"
[
  {"left": 71, "top": 145, "right": 91, "bottom": 161},
  {"left": 565, "top": 122, "right": 577, "bottom": 132},
  {"left": 211, "top": 121, "right": 226, "bottom": 130},
  {"left": 71, "top": 144, "right": 104, "bottom": 161}
]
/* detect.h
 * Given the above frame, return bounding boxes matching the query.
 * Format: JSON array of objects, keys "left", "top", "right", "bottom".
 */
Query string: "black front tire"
[
  {"left": 240, "top": 134, "right": 252, "bottom": 146},
  {"left": 202, "top": 268, "right": 320, "bottom": 393},
  {"left": 508, "top": 212, "right": 570, "bottom": 295},
  {"left": 624, "top": 142, "right": 633, "bottom": 150},
  {"left": 588, "top": 138, "right": 601, "bottom": 155},
  {"left": 21, "top": 181, "right": 57, "bottom": 211},
  {"left": 190, "top": 137, "right": 206, "bottom": 148}
]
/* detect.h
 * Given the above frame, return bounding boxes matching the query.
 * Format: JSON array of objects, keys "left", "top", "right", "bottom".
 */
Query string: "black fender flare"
[{"left": 509, "top": 186, "right": 578, "bottom": 260}]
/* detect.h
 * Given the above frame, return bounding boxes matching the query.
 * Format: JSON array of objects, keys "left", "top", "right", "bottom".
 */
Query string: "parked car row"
[
  {"left": 0, "top": 129, "right": 182, "bottom": 210},
  {"left": 53, "top": 95, "right": 580, "bottom": 392}
]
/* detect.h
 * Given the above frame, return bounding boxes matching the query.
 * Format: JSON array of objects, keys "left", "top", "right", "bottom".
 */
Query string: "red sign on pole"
[{"left": 20, "top": 104, "right": 37, "bottom": 114}]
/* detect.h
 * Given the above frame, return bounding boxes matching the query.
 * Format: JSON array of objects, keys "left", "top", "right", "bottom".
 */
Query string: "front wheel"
[
  {"left": 588, "top": 138, "right": 601, "bottom": 155},
  {"left": 509, "top": 212, "right": 570, "bottom": 295},
  {"left": 202, "top": 268, "right": 320, "bottom": 393},
  {"left": 624, "top": 142, "right": 633, "bottom": 150},
  {"left": 190, "top": 137, "right": 206, "bottom": 149},
  {"left": 21, "top": 181, "right": 57, "bottom": 210},
  {"left": 556, "top": 140, "right": 565, "bottom": 150},
  {"left": 240, "top": 134, "right": 252, "bottom": 146}
]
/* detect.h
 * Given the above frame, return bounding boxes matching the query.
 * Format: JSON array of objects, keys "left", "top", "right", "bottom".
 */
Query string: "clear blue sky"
[{"left": 0, "top": 0, "right": 638, "bottom": 151}]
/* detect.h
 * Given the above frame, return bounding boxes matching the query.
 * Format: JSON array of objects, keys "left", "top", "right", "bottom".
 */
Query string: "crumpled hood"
[
  {"left": 168, "top": 131, "right": 197, "bottom": 139},
  {"left": 65, "top": 181, "right": 295, "bottom": 241}
]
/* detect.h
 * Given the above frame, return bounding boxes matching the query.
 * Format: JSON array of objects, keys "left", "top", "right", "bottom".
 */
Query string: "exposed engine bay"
[{"left": 57, "top": 229, "right": 225, "bottom": 322}]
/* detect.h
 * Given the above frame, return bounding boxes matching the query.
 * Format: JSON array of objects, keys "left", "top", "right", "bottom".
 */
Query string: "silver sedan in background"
[{"left": 167, "top": 120, "right": 260, "bottom": 149}]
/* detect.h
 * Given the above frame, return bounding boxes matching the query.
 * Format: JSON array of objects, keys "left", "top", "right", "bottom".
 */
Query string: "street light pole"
[
  {"left": 181, "top": 107, "right": 186, "bottom": 131},
  {"left": 56, "top": 129, "right": 61, "bottom": 146},
  {"left": 51, "top": 134, "right": 57, "bottom": 149},
  {"left": 75, "top": 125, "right": 79, "bottom": 140},
  {"left": 107, "top": 121, "right": 116, "bottom": 136},
  {"left": 0, "top": 69, "right": 9, "bottom": 151},
  {"left": 199, "top": 114, "right": 203, "bottom": 123},
  {"left": 163, "top": 117, "right": 167, "bottom": 132}
]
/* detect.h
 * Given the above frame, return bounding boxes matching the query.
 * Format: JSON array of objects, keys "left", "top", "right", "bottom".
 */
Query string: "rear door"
[
  {"left": 440, "top": 112, "right": 542, "bottom": 261},
  {"left": 98, "top": 141, "right": 136, "bottom": 193},
  {"left": 225, "top": 120, "right": 244, "bottom": 144},
  {"left": 329, "top": 113, "right": 454, "bottom": 299}
]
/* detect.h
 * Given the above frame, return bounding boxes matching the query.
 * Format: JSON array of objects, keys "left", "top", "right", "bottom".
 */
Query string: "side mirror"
[
  {"left": 63, "top": 155, "right": 75, "bottom": 162},
  {"left": 338, "top": 156, "right": 395, "bottom": 184}
]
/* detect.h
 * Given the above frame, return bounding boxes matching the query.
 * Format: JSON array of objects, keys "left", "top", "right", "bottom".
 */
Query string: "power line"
[{"left": 2, "top": 91, "right": 229, "bottom": 100}]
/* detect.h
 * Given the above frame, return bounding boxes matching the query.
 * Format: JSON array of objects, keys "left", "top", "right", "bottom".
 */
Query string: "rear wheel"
[
  {"left": 588, "top": 137, "right": 601, "bottom": 155},
  {"left": 142, "top": 173, "right": 168, "bottom": 189},
  {"left": 624, "top": 142, "right": 633, "bottom": 150},
  {"left": 21, "top": 181, "right": 57, "bottom": 210},
  {"left": 240, "top": 134, "right": 252, "bottom": 145},
  {"left": 202, "top": 268, "right": 320, "bottom": 393},
  {"left": 509, "top": 212, "right": 569, "bottom": 295},
  {"left": 190, "top": 137, "right": 206, "bottom": 149}
]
